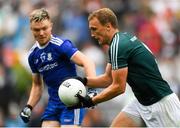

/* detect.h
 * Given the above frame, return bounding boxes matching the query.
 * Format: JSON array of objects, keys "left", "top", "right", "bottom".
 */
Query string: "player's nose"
[{"left": 39, "top": 30, "right": 44, "bottom": 35}]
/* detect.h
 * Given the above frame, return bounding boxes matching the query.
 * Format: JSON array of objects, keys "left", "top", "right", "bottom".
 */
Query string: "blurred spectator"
[
  {"left": 60, "top": 1, "right": 90, "bottom": 47},
  {"left": 136, "top": 7, "right": 163, "bottom": 57}
]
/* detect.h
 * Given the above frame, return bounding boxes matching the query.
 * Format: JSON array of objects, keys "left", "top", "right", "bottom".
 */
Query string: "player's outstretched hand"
[
  {"left": 20, "top": 105, "right": 32, "bottom": 123},
  {"left": 68, "top": 94, "right": 95, "bottom": 109}
]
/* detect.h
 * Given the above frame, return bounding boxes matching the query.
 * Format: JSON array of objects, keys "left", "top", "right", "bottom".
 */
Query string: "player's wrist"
[
  {"left": 25, "top": 104, "right": 33, "bottom": 110},
  {"left": 20, "top": 104, "right": 32, "bottom": 123},
  {"left": 74, "top": 76, "right": 87, "bottom": 86},
  {"left": 83, "top": 77, "right": 87, "bottom": 86}
]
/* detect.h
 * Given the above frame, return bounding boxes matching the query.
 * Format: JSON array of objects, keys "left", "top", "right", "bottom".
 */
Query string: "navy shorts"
[{"left": 41, "top": 100, "right": 86, "bottom": 125}]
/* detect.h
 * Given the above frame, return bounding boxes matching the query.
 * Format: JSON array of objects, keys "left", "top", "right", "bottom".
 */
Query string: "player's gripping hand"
[
  {"left": 74, "top": 76, "right": 87, "bottom": 86},
  {"left": 88, "top": 88, "right": 97, "bottom": 97},
  {"left": 68, "top": 94, "right": 95, "bottom": 109},
  {"left": 20, "top": 104, "right": 32, "bottom": 123}
]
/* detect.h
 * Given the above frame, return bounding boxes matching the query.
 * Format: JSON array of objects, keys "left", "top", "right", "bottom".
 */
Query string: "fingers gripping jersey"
[
  {"left": 28, "top": 35, "right": 78, "bottom": 101},
  {"left": 109, "top": 32, "right": 172, "bottom": 105}
]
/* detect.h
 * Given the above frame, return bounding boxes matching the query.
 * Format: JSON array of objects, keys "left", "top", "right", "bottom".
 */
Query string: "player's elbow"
[
  {"left": 115, "top": 83, "right": 126, "bottom": 95},
  {"left": 82, "top": 58, "right": 95, "bottom": 69},
  {"left": 119, "top": 88, "right": 125, "bottom": 94}
]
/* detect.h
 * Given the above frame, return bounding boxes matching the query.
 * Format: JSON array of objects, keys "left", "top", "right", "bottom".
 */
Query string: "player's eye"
[
  {"left": 92, "top": 28, "right": 96, "bottom": 31},
  {"left": 42, "top": 26, "right": 48, "bottom": 31},
  {"left": 91, "top": 27, "right": 97, "bottom": 32},
  {"left": 33, "top": 28, "right": 40, "bottom": 32}
]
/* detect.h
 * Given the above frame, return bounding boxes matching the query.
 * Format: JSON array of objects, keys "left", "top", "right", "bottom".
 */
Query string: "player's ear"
[
  {"left": 50, "top": 21, "right": 53, "bottom": 27},
  {"left": 50, "top": 22, "right": 53, "bottom": 31},
  {"left": 105, "top": 23, "right": 111, "bottom": 31}
]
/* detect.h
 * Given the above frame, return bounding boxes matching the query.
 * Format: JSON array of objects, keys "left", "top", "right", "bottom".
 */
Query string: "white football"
[{"left": 58, "top": 78, "right": 87, "bottom": 107}]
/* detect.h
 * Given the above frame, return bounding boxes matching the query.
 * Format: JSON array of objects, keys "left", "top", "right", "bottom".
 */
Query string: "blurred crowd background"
[{"left": 0, "top": 0, "right": 180, "bottom": 127}]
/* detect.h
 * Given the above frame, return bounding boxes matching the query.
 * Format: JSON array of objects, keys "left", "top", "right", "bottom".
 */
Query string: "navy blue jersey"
[{"left": 28, "top": 35, "right": 78, "bottom": 101}]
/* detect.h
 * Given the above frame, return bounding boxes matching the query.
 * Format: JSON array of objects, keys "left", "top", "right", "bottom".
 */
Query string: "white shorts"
[{"left": 122, "top": 93, "right": 180, "bottom": 127}]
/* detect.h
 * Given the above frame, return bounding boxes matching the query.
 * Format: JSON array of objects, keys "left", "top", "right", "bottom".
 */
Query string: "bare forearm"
[
  {"left": 27, "top": 84, "right": 43, "bottom": 108},
  {"left": 92, "top": 83, "right": 123, "bottom": 104},
  {"left": 71, "top": 51, "right": 96, "bottom": 77},
  {"left": 83, "top": 60, "right": 96, "bottom": 77},
  {"left": 92, "top": 67, "right": 127, "bottom": 104},
  {"left": 87, "top": 74, "right": 112, "bottom": 88}
]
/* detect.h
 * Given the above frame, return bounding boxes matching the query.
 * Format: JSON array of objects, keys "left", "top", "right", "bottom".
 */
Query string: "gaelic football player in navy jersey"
[
  {"left": 70, "top": 8, "right": 180, "bottom": 127},
  {"left": 20, "top": 8, "right": 96, "bottom": 127}
]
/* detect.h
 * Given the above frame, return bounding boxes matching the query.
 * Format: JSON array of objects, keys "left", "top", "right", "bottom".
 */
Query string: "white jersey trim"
[
  {"left": 70, "top": 50, "right": 79, "bottom": 60},
  {"left": 74, "top": 109, "right": 80, "bottom": 125},
  {"left": 111, "top": 34, "right": 120, "bottom": 70},
  {"left": 50, "top": 36, "right": 63, "bottom": 46},
  {"left": 28, "top": 43, "right": 38, "bottom": 57},
  {"left": 34, "top": 35, "right": 64, "bottom": 49},
  {"left": 36, "top": 41, "right": 49, "bottom": 49}
]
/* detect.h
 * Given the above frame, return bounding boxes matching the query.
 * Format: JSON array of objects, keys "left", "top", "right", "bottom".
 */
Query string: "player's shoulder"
[
  {"left": 111, "top": 32, "right": 130, "bottom": 47},
  {"left": 115, "top": 32, "right": 134, "bottom": 41},
  {"left": 111, "top": 32, "right": 141, "bottom": 53},
  {"left": 50, "top": 35, "right": 64, "bottom": 46},
  {"left": 114, "top": 32, "right": 140, "bottom": 45},
  {"left": 28, "top": 43, "right": 38, "bottom": 57},
  {"left": 50, "top": 35, "right": 74, "bottom": 49}
]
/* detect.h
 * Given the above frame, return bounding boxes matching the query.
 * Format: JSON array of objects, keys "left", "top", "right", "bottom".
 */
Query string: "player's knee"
[
  {"left": 41, "top": 120, "right": 60, "bottom": 127},
  {"left": 111, "top": 112, "right": 145, "bottom": 127}
]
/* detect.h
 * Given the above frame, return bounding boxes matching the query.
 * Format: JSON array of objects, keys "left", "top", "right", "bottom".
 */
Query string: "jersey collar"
[
  {"left": 109, "top": 32, "right": 119, "bottom": 45},
  {"left": 36, "top": 35, "right": 53, "bottom": 49}
]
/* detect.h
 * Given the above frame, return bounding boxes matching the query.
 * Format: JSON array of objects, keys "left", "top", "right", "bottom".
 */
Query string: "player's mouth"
[
  {"left": 38, "top": 37, "right": 46, "bottom": 40},
  {"left": 94, "top": 37, "right": 99, "bottom": 41},
  {"left": 97, "top": 38, "right": 101, "bottom": 43}
]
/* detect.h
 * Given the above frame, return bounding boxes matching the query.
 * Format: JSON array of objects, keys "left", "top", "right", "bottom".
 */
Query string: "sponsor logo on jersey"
[
  {"left": 38, "top": 62, "right": 58, "bottom": 72},
  {"left": 47, "top": 53, "right": 53, "bottom": 61},
  {"left": 40, "top": 52, "right": 46, "bottom": 62},
  {"left": 40, "top": 52, "right": 53, "bottom": 62}
]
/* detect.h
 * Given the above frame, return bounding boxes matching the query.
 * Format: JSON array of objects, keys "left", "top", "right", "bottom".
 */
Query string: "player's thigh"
[
  {"left": 41, "top": 120, "right": 60, "bottom": 127},
  {"left": 111, "top": 111, "right": 145, "bottom": 127},
  {"left": 61, "top": 125, "right": 81, "bottom": 128},
  {"left": 41, "top": 119, "right": 81, "bottom": 127}
]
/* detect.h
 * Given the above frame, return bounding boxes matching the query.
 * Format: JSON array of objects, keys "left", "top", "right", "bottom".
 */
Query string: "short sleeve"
[
  {"left": 59, "top": 40, "right": 78, "bottom": 59},
  {"left": 28, "top": 53, "right": 39, "bottom": 73},
  {"left": 110, "top": 34, "right": 132, "bottom": 70}
]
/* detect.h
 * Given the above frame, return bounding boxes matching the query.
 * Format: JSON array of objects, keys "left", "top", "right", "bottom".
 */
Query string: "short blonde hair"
[
  {"left": 30, "top": 8, "right": 51, "bottom": 23},
  {"left": 88, "top": 8, "right": 118, "bottom": 29}
]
